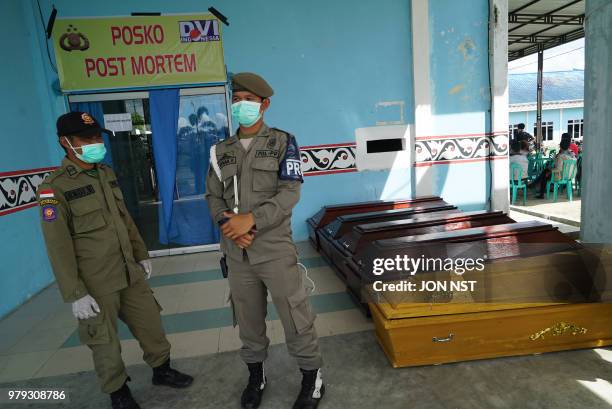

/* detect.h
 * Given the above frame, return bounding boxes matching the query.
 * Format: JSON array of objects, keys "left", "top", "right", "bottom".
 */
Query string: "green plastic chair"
[
  {"left": 548, "top": 149, "right": 556, "bottom": 158},
  {"left": 546, "top": 159, "right": 577, "bottom": 202},
  {"left": 510, "top": 163, "right": 527, "bottom": 205}
]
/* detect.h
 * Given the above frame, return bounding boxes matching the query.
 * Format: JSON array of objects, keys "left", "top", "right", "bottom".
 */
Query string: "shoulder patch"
[
  {"left": 38, "top": 188, "right": 55, "bottom": 199},
  {"left": 279, "top": 134, "right": 303, "bottom": 183},
  {"left": 41, "top": 205, "right": 58, "bottom": 222}
]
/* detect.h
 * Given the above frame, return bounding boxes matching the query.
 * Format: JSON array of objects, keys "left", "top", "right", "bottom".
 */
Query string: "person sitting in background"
[
  {"left": 535, "top": 135, "right": 575, "bottom": 198},
  {"left": 569, "top": 139, "right": 579, "bottom": 157},
  {"left": 509, "top": 140, "right": 529, "bottom": 180},
  {"left": 520, "top": 140, "right": 531, "bottom": 155}
]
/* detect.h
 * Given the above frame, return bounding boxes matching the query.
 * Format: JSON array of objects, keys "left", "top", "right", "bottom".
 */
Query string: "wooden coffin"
[
  {"left": 306, "top": 196, "right": 444, "bottom": 250},
  {"left": 318, "top": 202, "right": 456, "bottom": 271},
  {"left": 368, "top": 245, "right": 612, "bottom": 367},
  {"left": 344, "top": 221, "right": 578, "bottom": 312},
  {"left": 334, "top": 210, "right": 515, "bottom": 282}
]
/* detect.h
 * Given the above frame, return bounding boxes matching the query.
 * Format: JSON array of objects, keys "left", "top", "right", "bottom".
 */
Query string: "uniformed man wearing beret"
[
  {"left": 37, "top": 112, "right": 193, "bottom": 409},
  {"left": 205, "top": 73, "right": 325, "bottom": 409}
]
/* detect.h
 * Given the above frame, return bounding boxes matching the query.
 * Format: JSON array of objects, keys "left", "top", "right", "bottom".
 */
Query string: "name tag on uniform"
[
  {"left": 64, "top": 185, "right": 95, "bottom": 202},
  {"left": 255, "top": 150, "right": 279, "bottom": 158},
  {"left": 218, "top": 153, "right": 236, "bottom": 168}
]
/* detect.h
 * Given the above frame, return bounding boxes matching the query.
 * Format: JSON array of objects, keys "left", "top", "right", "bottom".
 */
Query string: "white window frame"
[
  {"left": 567, "top": 119, "right": 584, "bottom": 141},
  {"left": 533, "top": 121, "right": 554, "bottom": 141},
  {"left": 508, "top": 123, "right": 520, "bottom": 138}
]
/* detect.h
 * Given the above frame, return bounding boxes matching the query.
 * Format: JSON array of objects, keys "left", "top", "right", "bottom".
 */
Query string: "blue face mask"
[
  {"left": 66, "top": 137, "right": 107, "bottom": 164},
  {"left": 231, "top": 101, "right": 262, "bottom": 127}
]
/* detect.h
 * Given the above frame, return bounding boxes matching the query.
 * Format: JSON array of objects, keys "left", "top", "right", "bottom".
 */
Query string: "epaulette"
[
  {"left": 270, "top": 127, "right": 291, "bottom": 137},
  {"left": 44, "top": 167, "right": 65, "bottom": 184},
  {"left": 215, "top": 136, "right": 236, "bottom": 146}
]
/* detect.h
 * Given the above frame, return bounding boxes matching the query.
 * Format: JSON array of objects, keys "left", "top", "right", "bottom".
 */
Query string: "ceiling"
[{"left": 508, "top": 0, "right": 585, "bottom": 61}]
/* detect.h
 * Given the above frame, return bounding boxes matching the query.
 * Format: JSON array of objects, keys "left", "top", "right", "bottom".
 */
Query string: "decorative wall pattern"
[
  {"left": 300, "top": 143, "right": 357, "bottom": 176},
  {"left": 414, "top": 132, "right": 508, "bottom": 166},
  {"left": 0, "top": 168, "right": 56, "bottom": 216}
]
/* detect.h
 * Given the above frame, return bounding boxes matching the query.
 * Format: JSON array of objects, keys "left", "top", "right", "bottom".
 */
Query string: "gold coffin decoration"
[{"left": 530, "top": 322, "right": 588, "bottom": 341}]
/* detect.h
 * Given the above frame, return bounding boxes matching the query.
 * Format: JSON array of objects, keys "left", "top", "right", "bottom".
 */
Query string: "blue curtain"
[
  {"left": 150, "top": 89, "right": 180, "bottom": 245},
  {"left": 69, "top": 102, "right": 114, "bottom": 167}
]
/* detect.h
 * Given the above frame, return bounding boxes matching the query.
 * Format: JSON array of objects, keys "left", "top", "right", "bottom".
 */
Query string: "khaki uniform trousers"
[
  {"left": 227, "top": 252, "right": 323, "bottom": 370},
  {"left": 78, "top": 278, "right": 171, "bottom": 393}
]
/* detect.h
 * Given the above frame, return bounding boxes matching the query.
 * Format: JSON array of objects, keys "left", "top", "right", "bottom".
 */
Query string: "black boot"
[
  {"left": 241, "top": 362, "right": 266, "bottom": 409},
  {"left": 152, "top": 359, "right": 194, "bottom": 388},
  {"left": 110, "top": 381, "right": 141, "bottom": 409},
  {"left": 292, "top": 368, "right": 325, "bottom": 409}
]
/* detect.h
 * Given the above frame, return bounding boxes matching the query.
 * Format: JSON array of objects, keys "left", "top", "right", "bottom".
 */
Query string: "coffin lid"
[{"left": 355, "top": 210, "right": 505, "bottom": 234}]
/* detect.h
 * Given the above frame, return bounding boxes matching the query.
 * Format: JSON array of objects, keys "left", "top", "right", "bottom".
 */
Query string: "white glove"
[
  {"left": 139, "top": 259, "right": 152, "bottom": 279},
  {"left": 72, "top": 295, "right": 100, "bottom": 320}
]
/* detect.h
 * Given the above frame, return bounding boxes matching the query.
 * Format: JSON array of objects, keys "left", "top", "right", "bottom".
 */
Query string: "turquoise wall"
[
  {"left": 426, "top": 0, "right": 492, "bottom": 209},
  {"left": 0, "top": 0, "right": 66, "bottom": 319}
]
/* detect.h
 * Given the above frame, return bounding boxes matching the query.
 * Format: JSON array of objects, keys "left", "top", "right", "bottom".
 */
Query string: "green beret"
[{"left": 231, "top": 72, "right": 274, "bottom": 98}]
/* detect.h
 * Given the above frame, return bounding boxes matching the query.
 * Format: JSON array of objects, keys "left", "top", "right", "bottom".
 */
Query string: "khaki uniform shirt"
[
  {"left": 205, "top": 124, "right": 303, "bottom": 264},
  {"left": 37, "top": 158, "right": 149, "bottom": 303}
]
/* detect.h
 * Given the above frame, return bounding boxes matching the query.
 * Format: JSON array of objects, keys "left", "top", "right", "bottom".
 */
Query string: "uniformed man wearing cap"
[
  {"left": 205, "top": 73, "right": 325, "bottom": 409},
  {"left": 37, "top": 112, "right": 193, "bottom": 409}
]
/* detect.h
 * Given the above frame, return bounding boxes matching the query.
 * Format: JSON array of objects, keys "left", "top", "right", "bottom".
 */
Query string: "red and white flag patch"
[{"left": 39, "top": 189, "right": 55, "bottom": 199}]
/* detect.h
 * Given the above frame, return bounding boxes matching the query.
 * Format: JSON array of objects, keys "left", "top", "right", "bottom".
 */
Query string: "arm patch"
[{"left": 279, "top": 134, "right": 304, "bottom": 183}]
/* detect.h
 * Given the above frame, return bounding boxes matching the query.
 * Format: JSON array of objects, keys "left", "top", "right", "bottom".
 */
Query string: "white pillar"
[
  {"left": 411, "top": 0, "right": 433, "bottom": 198},
  {"left": 489, "top": 0, "right": 509, "bottom": 212},
  {"left": 580, "top": 0, "right": 612, "bottom": 243}
]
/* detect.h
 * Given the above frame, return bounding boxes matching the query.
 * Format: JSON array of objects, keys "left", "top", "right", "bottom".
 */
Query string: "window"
[
  {"left": 533, "top": 122, "right": 553, "bottom": 141},
  {"left": 508, "top": 124, "right": 520, "bottom": 138},
  {"left": 567, "top": 119, "right": 583, "bottom": 140}
]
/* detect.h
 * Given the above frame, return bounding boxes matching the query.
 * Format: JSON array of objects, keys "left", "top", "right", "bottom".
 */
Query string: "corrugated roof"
[
  {"left": 508, "top": 0, "right": 585, "bottom": 61},
  {"left": 508, "top": 69, "right": 584, "bottom": 104}
]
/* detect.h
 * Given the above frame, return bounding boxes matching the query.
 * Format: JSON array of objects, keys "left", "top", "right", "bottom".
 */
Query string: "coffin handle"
[{"left": 432, "top": 333, "right": 454, "bottom": 343}]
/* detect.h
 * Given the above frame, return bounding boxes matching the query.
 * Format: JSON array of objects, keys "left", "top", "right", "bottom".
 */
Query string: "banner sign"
[{"left": 52, "top": 14, "right": 226, "bottom": 92}]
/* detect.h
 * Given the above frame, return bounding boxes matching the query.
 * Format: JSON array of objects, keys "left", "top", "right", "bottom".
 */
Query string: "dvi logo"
[{"left": 179, "top": 20, "right": 220, "bottom": 42}]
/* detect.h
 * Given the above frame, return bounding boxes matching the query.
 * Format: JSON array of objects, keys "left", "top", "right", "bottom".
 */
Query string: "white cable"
[
  {"left": 233, "top": 174, "right": 239, "bottom": 214},
  {"left": 298, "top": 262, "right": 316, "bottom": 295}
]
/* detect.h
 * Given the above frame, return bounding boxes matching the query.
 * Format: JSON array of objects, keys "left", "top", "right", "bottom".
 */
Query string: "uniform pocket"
[
  {"left": 287, "top": 287, "right": 315, "bottom": 334},
  {"left": 70, "top": 200, "right": 106, "bottom": 234},
  {"left": 252, "top": 160, "right": 279, "bottom": 192},
  {"left": 227, "top": 292, "right": 238, "bottom": 327},
  {"left": 149, "top": 289, "right": 163, "bottom": 312},
  {"left": 78, "top": 309, "right": 110, "bottom": 345},
  {"left": 221, "top": 165, "right": 238, "bottom": 199}
]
